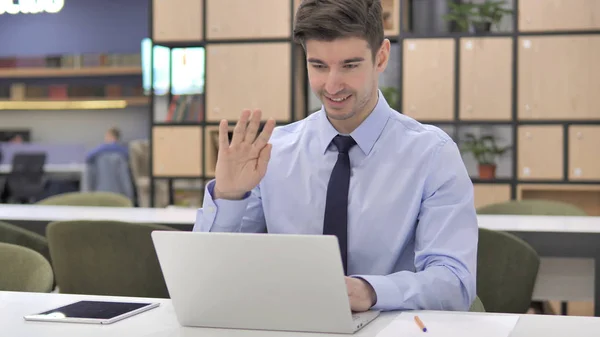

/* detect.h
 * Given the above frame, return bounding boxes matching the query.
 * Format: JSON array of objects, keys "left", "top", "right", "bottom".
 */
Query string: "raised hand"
[{"left": 213, "top": 109, "right": 276, "bottom": 200}]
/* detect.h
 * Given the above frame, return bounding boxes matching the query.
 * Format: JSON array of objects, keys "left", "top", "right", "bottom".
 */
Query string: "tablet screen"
[{"left": 34, "top": 301, "right": 154, "bottom": 320}]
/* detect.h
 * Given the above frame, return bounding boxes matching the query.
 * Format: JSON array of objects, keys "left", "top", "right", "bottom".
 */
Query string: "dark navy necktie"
[{"left": 323, "top": 135, "right": 356, "bottom": 276}]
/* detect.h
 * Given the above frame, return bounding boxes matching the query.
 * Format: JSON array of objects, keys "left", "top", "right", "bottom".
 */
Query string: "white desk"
[
  {"left": 2, "top": 291, "right": 600, "bottom": 337},
  {"left": 1, "top": 207, "right": 599, "bottom": 315},
  {"left": 477, "top": 214, "right": 600, "bottom": 233},
  {"left": 0, "top": 204, "right": 198, "bottom": 227},
  {"left": 0, "top": 163, "right": 86, "bottom": 174},
  {"left": 2, "top": 206, "right": 598, "bottom": 234}
]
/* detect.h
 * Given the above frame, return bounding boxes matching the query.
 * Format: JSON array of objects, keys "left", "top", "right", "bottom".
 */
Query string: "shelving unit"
[
  {"left": 0, "top": 54, "right": 146, "bottom": 110},
  {"left": 148, "top": 0, "right": 599, "bottom": 212},
  {"left": 386, "top": 0, "right": 600, "bottom": 214},
  {"left": 147, "top": 0, "right": 306, "bottom": 207}
]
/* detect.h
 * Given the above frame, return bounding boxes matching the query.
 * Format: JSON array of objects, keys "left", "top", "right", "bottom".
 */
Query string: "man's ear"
[{"left": 375, "top": 39, "right": 391, "bottom": 71}]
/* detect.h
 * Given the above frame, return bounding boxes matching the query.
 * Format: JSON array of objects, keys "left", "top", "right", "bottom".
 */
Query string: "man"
[
  {"left": 85, "top": 127, "right": 128, "bottom": 163},
  {"left": 194, "top": 0, "right": 478, "bottom": 313}
]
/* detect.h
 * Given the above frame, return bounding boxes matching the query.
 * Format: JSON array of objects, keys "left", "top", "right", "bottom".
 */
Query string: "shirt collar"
[{"left": 317, "top": 89, "right": 391, "bottom": 155}]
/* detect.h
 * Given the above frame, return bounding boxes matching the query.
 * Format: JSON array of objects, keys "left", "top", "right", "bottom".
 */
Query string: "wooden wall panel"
[
  {"left": 473, "top": 184, "right": 512, "bottom": 210},
  {"left": 206, "top": 43, "right": 291, "bottom": 122},
  {"left": 459, "top": 38, "right": 512, "bottom": 121},
  {"left": 569, "top": 126, "right": 600, "bottom": 181},
  {"left": 152, "top": 126, "right": 203, "bottom": 177},
  {"left": 517, "top": 126, "right": 563, "bottom": 180},
  {"left": 519, "top": 0, "right": 600, "bottom": 32},
  {"left": 206, "top": 0, "right": 291, "bottom": 39},
  {"left": 402, "top": 38, "right": 454, "bottom": 121},
  {"left": 518, "top": 36, "right": 600, "bottom": 120},
  {"left": 153, "top": 0, "right": 203, "bottom": 42}
]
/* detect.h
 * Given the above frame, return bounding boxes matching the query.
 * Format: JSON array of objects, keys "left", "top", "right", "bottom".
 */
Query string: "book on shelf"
[
  {"left": 166, "top": 95, "right": 204, "bottom": 122},
  {"left": 2, "top": 82, "right": 144, "bottom": 101},
  {"left": 0, "top": 52, "right": 142, "bottom": 70}
]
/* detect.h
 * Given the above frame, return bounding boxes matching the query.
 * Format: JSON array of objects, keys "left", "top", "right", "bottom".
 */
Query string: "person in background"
[
  {"left": 8, "top": 134, "right": 24, "bottom": 144},
  {"left": 86, "top": 127, "right": 129, "bottom": 163}
]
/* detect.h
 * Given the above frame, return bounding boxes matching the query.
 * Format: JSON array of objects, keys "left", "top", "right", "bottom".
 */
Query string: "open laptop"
[{"left": 151, "top": 231, "right": 381, "bottom": 334}]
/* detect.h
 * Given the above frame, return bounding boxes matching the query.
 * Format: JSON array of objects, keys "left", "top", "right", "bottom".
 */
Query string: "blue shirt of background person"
[{"left": 86, "top": 127, "right": 129, "bottom": 163}]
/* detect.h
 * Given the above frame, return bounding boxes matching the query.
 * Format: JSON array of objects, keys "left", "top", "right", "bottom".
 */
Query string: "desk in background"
[
  {"left": 1, "top": 206, "right": 598, "bottom": 316},
  {"left": 0, "top": 204, "right": 197, "bottom": 232},
  {"left": 2, "top": 291, "right": 600, "bottom": 337},
  {"left": 0, "top": 142, "right": 88, "bottom": 193}
]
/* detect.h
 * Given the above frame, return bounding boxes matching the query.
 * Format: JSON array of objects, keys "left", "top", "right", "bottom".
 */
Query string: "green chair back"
[
  {"left": 0, "top": 220, "right": 50, "bottom": 263},
  {"left": 46, "top": 220, "right": 177, "bottom": 298},
  {"left": 469, "top": 296, "right": 486, "bottom": 312},
  {"left": 476, "top": 228, "right": 540, "bottom": 313},
  {"left": 37, "top": 191, "right": 133, "bottom": 207},
  {"left": 0, "top": 242, "right": 54, "bottom": 292},
  {"left": 477, "top": 199, "right": 587, "bottom": 216}
]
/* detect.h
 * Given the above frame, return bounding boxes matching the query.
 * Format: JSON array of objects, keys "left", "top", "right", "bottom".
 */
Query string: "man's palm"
[{"left": 214, "top": 109, "right": 275, "bottom": 199}]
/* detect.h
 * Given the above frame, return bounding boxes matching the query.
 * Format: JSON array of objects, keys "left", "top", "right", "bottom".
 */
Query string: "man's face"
[
  {"left": 305, "top": 37, "right": 388, "bottom": 123},
  {"left": 104, "top": 132, "right": 114, "bottom": 143}
]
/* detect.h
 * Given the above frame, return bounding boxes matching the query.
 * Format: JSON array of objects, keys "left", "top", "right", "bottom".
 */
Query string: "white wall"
[{"left": 0, "top": 106, "right": 150, "bottom": 150}]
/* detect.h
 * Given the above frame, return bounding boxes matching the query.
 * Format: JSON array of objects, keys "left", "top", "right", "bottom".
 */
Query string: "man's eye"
[{"left": 344, "top": 64, "right": 358, "bottom": 69}]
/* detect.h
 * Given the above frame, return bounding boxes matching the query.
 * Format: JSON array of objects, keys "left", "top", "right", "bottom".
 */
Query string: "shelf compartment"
[
  {"left": 517, "top": 126, "right": 563, "bottom": 180},
  {"left": 402, "top": 38, "right": 454, "bottom": 121},
  {"left": 206, "top": 0, "right": 291, "bottom": 40},
  {"left": 569, "top": 125, "right": 600, "bottom": 181},
  {"left": 517, "top": 184, "right": 600, "bottom": 216},
  {"left": 518, "top": 35, "right": 600, "bottom": 120},
  {"left": 519, "top": 0, "right": 600, "bottom": 32},
  {"left": 0, "top": 97, "right": 148, "bottom": 110},
  {"left": 152, "top": 126, "right": 203, "bottom": 177},
  {"left": 0, "top": 66, "right": 142, "bottom": 78},
  {"left": 459, "top": 37, "right": 512, "bottom": 121}
]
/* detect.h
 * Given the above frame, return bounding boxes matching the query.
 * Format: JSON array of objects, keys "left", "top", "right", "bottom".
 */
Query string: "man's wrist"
[
  {"left": 353, "top": 276, "right": 377, "bottom": 308},
  {"left": 366, "top": 280, "right": 377, "bottom": 307},
  {"left": 214, "top": 184, "right": 246, "bottom": 200}
]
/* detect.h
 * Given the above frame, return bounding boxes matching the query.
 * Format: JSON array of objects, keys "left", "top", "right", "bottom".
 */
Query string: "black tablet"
[{"left": 23, "top": 300, "right": 160, "bottom": 324}]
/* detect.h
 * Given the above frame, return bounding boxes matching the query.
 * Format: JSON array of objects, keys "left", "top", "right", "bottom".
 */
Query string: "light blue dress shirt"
[{"left": 194, "top": 90, "right": 478, "bottom": 312}]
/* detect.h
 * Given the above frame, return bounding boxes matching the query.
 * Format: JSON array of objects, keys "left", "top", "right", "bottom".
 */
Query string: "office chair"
[
  {"left": 4, "top": 152, "right": 47, "bottom": 204},
  {"left": 0, "top": 242, "right": 54, "bottom": 293}
]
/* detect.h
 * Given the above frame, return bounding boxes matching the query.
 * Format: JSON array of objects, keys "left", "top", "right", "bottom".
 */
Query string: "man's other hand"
[{"left": 345, "top": 277, "right": 376, "bottom": 312}]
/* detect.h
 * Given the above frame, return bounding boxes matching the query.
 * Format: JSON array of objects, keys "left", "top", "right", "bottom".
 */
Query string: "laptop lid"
[{"left": 151, "top": 231, "right": 360, "bottom": 334}]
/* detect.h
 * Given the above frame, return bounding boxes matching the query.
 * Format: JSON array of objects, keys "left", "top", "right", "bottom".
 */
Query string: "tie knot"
[{"left": 332, "top": 135, "right": 356, "bottom": 154}]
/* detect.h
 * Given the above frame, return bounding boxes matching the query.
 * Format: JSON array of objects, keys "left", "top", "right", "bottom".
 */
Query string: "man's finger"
[
  {"left": 231, "top": 109, "right": 251, "bottom": 147},
  {"left": 256, "top": 143, "right": 272, "bottom": 173},
  {"left": 243, "top": 109, "right": 262, "bottom": 144},
  {"left": 252, "top": 118, "right": 276, "bottom": 150},
  {"left": 218, "top": 119, "right": 230, "bottom": 154}
]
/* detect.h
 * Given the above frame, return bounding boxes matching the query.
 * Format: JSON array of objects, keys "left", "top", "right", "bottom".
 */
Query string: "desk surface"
[
  {"left": 0, "top": 163, "right": 85, "bottom": 174},
  {"left": 1, "top": 204, "right": 599, "bottom": 233},
  {"left": 2, "top": 291, "right": 600, "bottom": 337},
  {"left": 0, "top": 204, "right": 198, "bottom": 226},
  {"left": 477, "top": 214, "right": 600, "bottom": 233}
]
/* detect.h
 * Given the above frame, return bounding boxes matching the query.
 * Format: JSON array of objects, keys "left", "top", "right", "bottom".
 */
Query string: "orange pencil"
[{"left": 414, "top": 315, "right": 427, "bottom": 332}]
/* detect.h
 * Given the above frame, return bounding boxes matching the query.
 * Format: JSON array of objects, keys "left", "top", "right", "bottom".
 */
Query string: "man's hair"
[
  {"left": 293, "top": 0, "right": 384, "bottom": 59},
  {"left": 107, "top": 127, "right": 121, "bottom": 140}
]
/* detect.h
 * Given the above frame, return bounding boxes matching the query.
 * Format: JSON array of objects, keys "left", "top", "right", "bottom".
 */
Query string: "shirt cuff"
[
  {"left": 196, "top": 180, "right": 251, "bottom": 232},
  {"left": 352, "top": 274, "right": 402, "bottom": 311}
]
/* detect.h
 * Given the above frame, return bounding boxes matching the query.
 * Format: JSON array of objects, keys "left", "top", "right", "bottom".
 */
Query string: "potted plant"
[
  {"left": 460, "top": 133, "right": 510, "bottom": 179},
  {"left": 380, "top": 86, "right": 399, "bottom": 109},
  {"left": 442, "top": 0, "right": 512, "bottom": 33}
]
